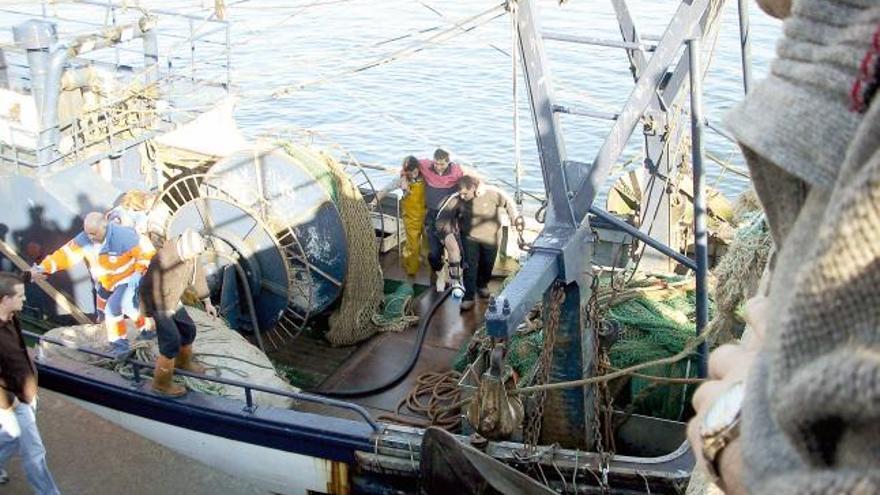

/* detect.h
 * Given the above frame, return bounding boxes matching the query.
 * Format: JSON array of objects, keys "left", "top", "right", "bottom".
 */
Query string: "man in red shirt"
[{"left": 411, "top": 148, "right": 463, "bottom": 289}]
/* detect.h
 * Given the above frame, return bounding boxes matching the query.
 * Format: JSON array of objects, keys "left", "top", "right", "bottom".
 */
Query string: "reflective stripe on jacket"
[{"left": 40, "top": 223, "right": 155, "bottom": 291}]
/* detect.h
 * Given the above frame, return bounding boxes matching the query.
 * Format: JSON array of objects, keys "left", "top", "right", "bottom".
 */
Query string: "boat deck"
[{"left": 280, "top": 248, "right": 496, "bottom": 422}]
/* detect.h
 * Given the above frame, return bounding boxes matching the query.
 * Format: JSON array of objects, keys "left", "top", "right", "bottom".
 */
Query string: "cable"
[
  {"left": 234, "top": 0, "right": 359, "bottom": 47},
  {"left": 415, "top": 0, "right": 510, "bottom": 57},
  {"left": 271, "top": 3, "right": 507, "bottom": 96},
  {"left": 511, "top": 0, "right": 523, "bottom": 208},
  {"left": 314, "top": 287, "right": 452, "bottom": 398}
]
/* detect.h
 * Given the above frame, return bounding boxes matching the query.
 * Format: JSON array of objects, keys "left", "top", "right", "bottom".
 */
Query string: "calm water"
[
  {"left": 2, "top": 1, "right": 782, "bottom": 201},
  {"left": 226, "top": 0, "right": 782, "bottom": 201}
]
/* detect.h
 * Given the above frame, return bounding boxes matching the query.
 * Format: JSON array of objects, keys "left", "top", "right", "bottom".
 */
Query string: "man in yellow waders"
[{"left": 371, "top": 156, "right": 427, "bottom": 281}]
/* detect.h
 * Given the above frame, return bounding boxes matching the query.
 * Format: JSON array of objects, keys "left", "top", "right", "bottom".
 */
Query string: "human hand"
[
  {"left": 0, "top": 406, "right": 20, "bottom": 438},
  {"left": 514, "top": 215, "right": 525, "bottom": 232},
  {"left": 204, "top": 300, "right": 218, "bottom": 319},
  {"left": 756, "top": 0, "right": 791, "bottom": 19},
  {"left": 368, "top": 198, "right": 378, "bottom": 210},
  {"left": 686, "top": 296, "right": 767, "bottom": 493},
  {"left": 739, "top": 296, "right": 769, "bottom": 351},
  {"left": 29, "top": 266, "right": 47, "bottom": 282}
]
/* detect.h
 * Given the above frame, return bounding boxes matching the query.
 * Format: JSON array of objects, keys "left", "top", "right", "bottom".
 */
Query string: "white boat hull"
[{"left": 68, "top": 396, "right": 349, "bottom": 495}]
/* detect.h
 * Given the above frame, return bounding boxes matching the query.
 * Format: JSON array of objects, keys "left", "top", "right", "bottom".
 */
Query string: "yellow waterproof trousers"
[{"left": 400, "top": 181, "right": 427, "bottom": 277}]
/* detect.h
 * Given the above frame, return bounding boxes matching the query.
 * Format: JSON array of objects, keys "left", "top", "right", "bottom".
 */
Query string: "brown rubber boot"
[
  {"left": 151, "top": 355, "right": 187, "bottom": 397},
  {"left": 176, "top": 345, "right": 207, "bottom": 375}
]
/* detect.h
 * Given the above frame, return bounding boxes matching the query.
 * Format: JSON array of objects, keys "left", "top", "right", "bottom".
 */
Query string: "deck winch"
[{"left": 151, "top": 145, "right": 370, "bottom": 343}]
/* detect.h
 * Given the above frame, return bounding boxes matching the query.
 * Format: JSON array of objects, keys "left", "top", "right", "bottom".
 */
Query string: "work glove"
[{"left": 0, "top": 406, "right": 20, "bottom": 439}]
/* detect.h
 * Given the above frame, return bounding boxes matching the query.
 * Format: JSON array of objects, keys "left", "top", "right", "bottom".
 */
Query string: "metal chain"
[
  {"left": 522, "top": 284, "right": 565, "bottom": 451},
  {"left": 586, "top": 260, "right": 617, "bottom": 492}
]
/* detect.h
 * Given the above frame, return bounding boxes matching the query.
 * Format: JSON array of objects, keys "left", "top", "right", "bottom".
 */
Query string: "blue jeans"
[{"left": 0, "top": 401, "right": 60, "bottom": 495}]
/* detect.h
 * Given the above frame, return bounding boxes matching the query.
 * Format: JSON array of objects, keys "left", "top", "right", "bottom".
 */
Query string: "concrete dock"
[{"left": 1, "top": 389, "right": 268, "bottom": 495}]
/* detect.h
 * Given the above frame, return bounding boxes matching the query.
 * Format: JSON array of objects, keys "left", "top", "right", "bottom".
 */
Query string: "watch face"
[{"left": 702, "top": 381, "right": 745, "bottom": 437}]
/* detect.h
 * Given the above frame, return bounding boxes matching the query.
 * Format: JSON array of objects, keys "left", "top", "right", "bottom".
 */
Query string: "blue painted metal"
[
  {"left": 553, "top": 104, "right": 618, "bottom": 122},
  {"left": 485, "top": 249, "right": 558, "bottom": 339},
  {"left": 485, "top": 223, "right": 591, "bottom": 340},
  {"left": 542, "top": 31, "right": 652, "bottom": 51},
  {"left": 570, "top": 0, "right": 710, "bottom": 222},
  {"left": 611, "top": 0, "right": 677, "bottom": 273},
  {"left": 688, "top": 38, "right": 709, "bottom": 377},
  {"left": 514, "top": 0, "right": 575, "bottom": 227},
  {"left": 659, "top": 2, "right": 717, "bottom": 106},
  {"left": 610, "top": 0, "right": 648, "bottom": 79},
  {"left": 219, "top": 265, "right": 243, "bottom": 327},
  {"left": 33, "top": 329, "right": 380, "bottom": 435},
  {"left": 195, "top": 149, "right": 349, "bottom": 330},
  {"left": 539, "top": 281, "right": 594, "bottom": 448},
  {"left": 36, "top": 361, "right": 375, "bottom": 462},
  {"left": 490, "top": 0, "right": 714, "bottom": 448}
]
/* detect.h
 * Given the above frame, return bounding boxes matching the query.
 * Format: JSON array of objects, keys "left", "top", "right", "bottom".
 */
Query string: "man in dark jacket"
[
  {"left": 0, "top": 272, "right": 60, "bottom": 494},
  {"left": 139, "top": 229, "right": 217, "bottom": 397}
]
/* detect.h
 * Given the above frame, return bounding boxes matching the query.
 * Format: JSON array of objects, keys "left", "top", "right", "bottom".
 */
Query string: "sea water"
[
  {"left": 229, "top": 0, "right": 782, "bottom": 200},
  {"left": 0, "top": 0, "right": 782, "bottom": 201}
]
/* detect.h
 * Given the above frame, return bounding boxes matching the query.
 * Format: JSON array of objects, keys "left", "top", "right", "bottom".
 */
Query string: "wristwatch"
[{"left": 700, "top": 381, "right": 745, "bottom": 481}]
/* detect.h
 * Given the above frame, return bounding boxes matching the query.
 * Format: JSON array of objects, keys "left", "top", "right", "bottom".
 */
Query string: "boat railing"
[
  {"left": 24, "top": 329, "right": 382, "bottom": 433},
  {"left": 0, "top": 1, "right": 231, "bottom": 172}
]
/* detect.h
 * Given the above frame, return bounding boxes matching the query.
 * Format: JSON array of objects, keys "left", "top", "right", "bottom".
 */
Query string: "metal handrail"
[{"left": 25, "top": 330, "right": 381, "bottom": 432}]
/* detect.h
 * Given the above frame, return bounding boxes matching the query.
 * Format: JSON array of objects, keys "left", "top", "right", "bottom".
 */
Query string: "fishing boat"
[{"left": 0, "top": 0, "right": 760, "bottom": 493}]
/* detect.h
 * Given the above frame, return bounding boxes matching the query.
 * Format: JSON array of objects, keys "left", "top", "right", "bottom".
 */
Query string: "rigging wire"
[
  {"left": 58, "top": 1, "right": 512, "bottom": 181},
  {"left": 511, "top": 0, "right": 523, "bottom": 208},
  {"left": 271, "top": 2, "right": 507, "bottom": 97},
  {"left": 415, "top": 0, "right": 510, "bottom": 57},
  {"left": 705, "top": 150, "right": 750, "bottom": 179},
  {"left": 247, "top": 4, "right": 521, "bottom": 180},
  {"left": 228, "top": 0, "right": 354, "bottom": 10},
  {"left": 233, "top": 0, "right": 360, "bottom": 47}
]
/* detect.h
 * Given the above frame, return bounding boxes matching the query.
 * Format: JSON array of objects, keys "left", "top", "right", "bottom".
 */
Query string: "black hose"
[{"left": 313, "top": 287, "right": 453, "bottom": 398}]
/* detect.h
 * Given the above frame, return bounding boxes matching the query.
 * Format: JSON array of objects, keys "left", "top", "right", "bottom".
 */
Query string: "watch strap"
[{"left": 702, "top": 417, "right": 741, "bottom": 481}]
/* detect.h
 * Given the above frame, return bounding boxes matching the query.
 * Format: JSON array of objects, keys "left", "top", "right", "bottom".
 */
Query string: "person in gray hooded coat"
[{"left": 687, "top": 0, "right": 880, "bottom": 493}]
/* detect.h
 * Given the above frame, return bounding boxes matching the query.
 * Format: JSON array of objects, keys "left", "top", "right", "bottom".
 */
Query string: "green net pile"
[
  {"left": 372, "top": 280, "right": 421, "bottom": 330},
  {"left": 607, "top": 279, "right": 708, "bottom": 420},
  {"left": 452, "top": 275, "right": 709, "bottom": 421},
  {"left": 453, "top": 320, "right": 545, "bottom": 387},
  {"left": 704, "top": 210, "right": 771, "bottom": 345},
  {"left": 452, "top": 272, "right": 547, "bottom": 386}
]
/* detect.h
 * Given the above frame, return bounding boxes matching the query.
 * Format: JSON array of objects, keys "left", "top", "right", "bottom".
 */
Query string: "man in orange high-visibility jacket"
[{"left": 32, "top": 212, "right": 155, "bottom": 355}]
